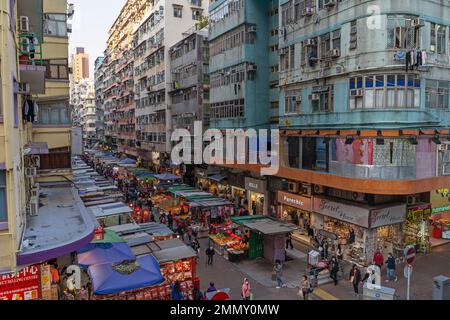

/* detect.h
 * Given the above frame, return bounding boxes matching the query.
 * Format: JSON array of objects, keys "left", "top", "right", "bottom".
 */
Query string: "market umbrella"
[
  {"left": 77, "top": 243, "right": 135, "bottom": 268},
  {"left": 119, "top": 158, "right": 136, "bottom": 165},
  {"left": 88, "top": 255, "right": 165, "bottom": 295}
]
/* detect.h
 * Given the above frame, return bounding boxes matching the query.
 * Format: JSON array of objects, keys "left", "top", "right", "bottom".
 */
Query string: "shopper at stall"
[
  {"left": 193, "top": 286, "right": 204, "bottom": 300},
  {"left": 349, "top": 264, "right": 362, "bottom": 294},
  {"left": 207, "top": 282, "right": 217, "bottom": 293},
  {"left": 241, "top": 278, "right": 251, "bottom": 300},
  {"left": 300, "top": 275, "right": 310, "bottom": 301},
  {"left": 171, "top": 281, "right": 185, "bottom": 300},
  {"left": 78, "top": 286, "right": 88, "bottom": 300},
  {"left": 206, "top": 246, "right": 215, "bottom": 265},
  {"left": 177, "top": 224, "right": 185, "bottom": 241},
  {"left": 385, "top": 253, "right": 398, "bottom": 282},
  {"left": 330, "top": 256, "right": 339, "bottom": 286},
  {"left": 167, "top": 211, "right": 174, "bottom": 230},
  {"left": 286, "top": 233, "right": 294, "bottom": 250},
  {"left": 336, "top": 244, "right": 343, "bottom": 261},
  {"left": 348, "top": 228, "right": 356, "bottom": 244},
  {"left": 273, "top": 260, "right": 286, "bottom": 288},
  {"left": 373, "top": 249, "right": 384, "bottom": 269}
]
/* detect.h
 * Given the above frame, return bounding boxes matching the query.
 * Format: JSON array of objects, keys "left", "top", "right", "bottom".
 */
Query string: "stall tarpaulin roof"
[
  {"left": 119, "top": 158, "right": 136, "bottom": 164},
  {"left": 77, "top": 242, "right": 136, "bottom": 268},
  {"left": 88, "top": 255, "right": 165, "bottom": 295},
  {"left": 91, "top": 230, "right": 125, "bottom": 244},
  {"left": 152, "top": 239, "right": 197, "bottom": 263},
  {"left": 209, "top": 174, "right": 227, "bottom": 183},
  {"left": 232, "top": 216, "right": 298, "bottom": 235},
  {"left": 154, "top": 173, "right": 182, "bottom": 181}
]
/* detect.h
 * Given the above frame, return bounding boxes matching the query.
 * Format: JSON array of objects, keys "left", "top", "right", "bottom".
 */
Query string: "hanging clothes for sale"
[{"left": 416, "top": 50, "right": 422, "bottom": 69}]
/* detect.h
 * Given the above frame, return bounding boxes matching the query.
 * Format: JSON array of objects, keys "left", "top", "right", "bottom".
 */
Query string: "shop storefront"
[
  {"left": 245, "top": 177, "right": 268, "bottom": 215},
  {"left": 404, "top": 203, "right": 432, "bottom": 252},
  {"left": 277, "top": 191, "right": 313, "bottom": 245},
  {"left": 430, "top": 189, "right": 450, "bottom": 246},
  {"left": 312, "top": 196, "right": 406, "bottom": 266}
]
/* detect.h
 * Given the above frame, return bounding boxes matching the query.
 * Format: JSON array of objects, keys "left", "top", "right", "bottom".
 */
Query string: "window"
[
  {"left": 285, "top": 90, "right": 300, "bottom": 114},
  {"left": 350, "top": 20, "right": 357, "bottom": 50},
  {"left": 42, "top": 59, "right": 69, "bottom": 80},
  {"left": 209, "top": 0, "right": 244, "bottom": 25},
  {"left": 426, "top": 80, "right": 449, "bottom": 109},
  {"left": 294, "top": 0, "right": 314, "bottom": 21},
  {"left": 349, "top": 74, "right": 420, "bottom": 109},
  {"left": 210, "top": 99, "right": 245, "bottom": 119},
  {"left": 0, "top": 171, "right": 7, "bottom": 224},
  {"left": 37, "top": 102, "right": 71, "bottom": 125},
  {"left": 191, "top": 0, "right": 202, "bottom": 6},
  {"left": 281, "top": 1, "right": 293, "bottom": 27},
  {"left": 173, "top": 5, "right": 183, "bottom": 18},
  {"left": 431, "top": 23, "right": 447, "bottom": 54},
  {"left": 210, "top": 26, "right": 252, "bottom": 58},
  {"left": 387, "top": 15, "right": 418, "bottom": 49},
  {"left": 289, "top": 45, "right": 295, "bottom": 70},
  {"left": 9, "top": 0, "right": 15, "bottom": 33},
  {"left": 311, "top": 85, "right": 333, "bottom": 112},
  {"left": 192, "top": 9, "right": 202, "bottom": 20},
  {"left": 43, "top": 13, "right": 68, "bottom": 37}
]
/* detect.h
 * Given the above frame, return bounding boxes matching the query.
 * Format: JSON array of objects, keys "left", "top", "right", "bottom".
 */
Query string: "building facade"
[
  {"left": 94, "top": 56, "right": 106, "bottom": 144},
  {"left": 71, "top": 47, "right": 90, "bottom": 82},
  {"left": 70, "top": 78, "right": 96, "bottom": 148}
]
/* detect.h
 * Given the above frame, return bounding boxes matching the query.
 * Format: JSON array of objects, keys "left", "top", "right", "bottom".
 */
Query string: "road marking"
[{"left": 313, "top": 288, "right": 338, "bottom": 300}]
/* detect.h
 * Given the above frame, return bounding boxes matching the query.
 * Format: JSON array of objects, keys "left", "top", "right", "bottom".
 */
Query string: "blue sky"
[{"left": 68, "top": 0, "right": 126, "bottom": 78}]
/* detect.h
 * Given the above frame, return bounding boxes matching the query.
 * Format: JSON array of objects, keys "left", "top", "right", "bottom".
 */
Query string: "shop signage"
[
  {"left": 369, "top": 204, "right": 407, "bottom": 228},
  {"left": 407, "top": 204, "right": 432, "bottom": 220},
  {"left": 313, "top": 197, "right": 406, "bottom": 229},
  {"left": 278, "top": 191, "right": 312, "bottom": 211},
  {"left": 40, "top": 265, "right": 52, "bottom": 300},
  {"left": 0, "top": 265, "right": 41, "bottom": 300},
  {"left": 245, "top": 177, "right": 266, "bottom": 194},
  {"left": 313, "top": 197, "right": 370, "bottom": 228}
]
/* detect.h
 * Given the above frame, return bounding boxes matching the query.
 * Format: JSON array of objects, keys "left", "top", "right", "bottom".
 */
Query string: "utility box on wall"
[{"left": 433, "top": 275, "right": 450, "bottom": 300}]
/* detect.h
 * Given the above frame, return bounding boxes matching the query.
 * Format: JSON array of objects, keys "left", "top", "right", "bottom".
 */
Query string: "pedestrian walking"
[
  {"left": 207, "top": 282, "right": 217, "bottom": 293},
  {"left": 286, "top": 233, "right": 294, "bottom": 250},
  {"left": 336, "top": 244, "right": 343, "bottom": 260},
  {"left": 329, "top": 256, "right": 339, "bottom": 286},
  {"left": 385, "top": 253, "right": 398, "bottom": 282},
  {"left": 300, "top": 275, "right": 310, "bottom": 301},
  {"left": 177, "top": 224, "right": 185, "bottom": 241},
  {"left": 241, "top": 278, "right": 251, "bottom": 300},
  {"left": 191, "top": 238, "right": 200, "bottom": 254},
  {"left": 206, "top": 246, "right": 215, "bottom": 265},
  {"left": 373, "top": 249, "right": 384, "bottom": 269},
  {"left": 349, "top": 264, "right": 362, "bottom": 294},
  {"left": 167, "top": 211, "right": 174, "bottom": 230},
  {"left": 273, "top": 260, "right": 286, "bottom": 288}
]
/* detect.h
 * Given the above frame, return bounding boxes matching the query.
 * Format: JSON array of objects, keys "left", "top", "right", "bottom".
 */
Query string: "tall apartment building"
[
  {"left": 203, "top": 0, "right": 280, "bottom": 216},
  {"left": 94, "top": 57, "right": 106, "bottom": 144},
  {"left": 70, "top": 78, "right": 96, "bottom": 147},
  {"left": 132, "top": 0, "right": 209, "bottom": 167},
  {"left": 0, "top": 0, "right": 94, "bottom": 276},
  {"left": 102, "top": 0, "right": 151, "bottom": 158},
  {"left": 71, "top": 47, "right": 90, "bottom": 82}
]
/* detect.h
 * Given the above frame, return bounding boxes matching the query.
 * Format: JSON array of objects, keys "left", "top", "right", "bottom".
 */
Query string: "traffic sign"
[
  {"left": 404, "top": 245, "right": 416, "bottom": 265},
  {"left": 404, "top": 265, "right": 413, "bottom": 278}
]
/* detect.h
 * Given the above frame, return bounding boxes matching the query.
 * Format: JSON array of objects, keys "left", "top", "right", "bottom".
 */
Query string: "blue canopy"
[
  {"left": 88, "top": 255, "right": 165, "bottom": 295},
  {"left": 155, "top": 173, "right": 181, "bottom": 181},
  {"left": 77, "top": 243, "right": 135, "bottom": 268},
  {"left": 119, "top": 158, "right": 136, "bottom": 164},
  {"left": 136, "top": 172, "right": 156, "bottom": 178}
]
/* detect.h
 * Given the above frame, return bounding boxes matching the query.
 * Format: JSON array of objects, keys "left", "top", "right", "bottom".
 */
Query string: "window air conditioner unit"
[
  {"left": 67, "top": 3, "right": 75, "bottom": 18},
  {"left": 28, "top": 198, "right": 39, "bottom": 217},
  {"left": 67, "top": 23, "right": 73, "bottom": 33},
  {"left": 294, "top": 94, "right": 302, "bottom": 102},
  {"left": 324, "top": 0, "right": 336, "bottom": 7},
  {"left": 300, "top": 183, "right": 312, "bottom": 196},
  {"left": 302, "top": 7, "right": 315, "bottom": 16},
  {"left": 304, "top": 39, "right": 316, "bottom": 46},
  {"left": 25, "top": 167, "right": 37, "bottom": 178},
  {"left": 287, "top": 182, "right": 299, "bottom": 193},
  {"left": 350, "top": 89, "right": 364, "bottom": 97},
  {"left": 14, "top": 82, "right": 30, "bottom": 94},
  {"left": 280, "top": 47, "right": 289, "bottom": 54},
  {"left": 406, "top": 195, "right": 419, "bottom": 205},
  {"left": 20, "top": 37, "right": 30, "bottom": 52},
  {"left": 20, "top": 16, "right": 29, "bottom": 32},
  {"left": 438, "top": 144, "right": 448, "bottom": 151},
  {"left": 248, "top": 25, "right": 257, "bottom": 33},
  {"left": 310, "top": 93, "right": 320, "bottom": 101},
  {"left": 412, "top": 18, "right": 425, "bottom": 28},
  {"left": 31, "top": 155, "right": 41, "bottom": 168},
  {"left": 352, "top": 192, "right": 366, "bottom": 202},
  {"left": 247, "top": 63, "right": 257, "bottom": 71},
  {"left": 350, "top": 25, "right": 358, "bottom": 34},
  {"left": 329, "top": 48, "right": 340, "bottom": 58},
  {"left": 313, "top": 184, "right": 326, "bottom": 194}
]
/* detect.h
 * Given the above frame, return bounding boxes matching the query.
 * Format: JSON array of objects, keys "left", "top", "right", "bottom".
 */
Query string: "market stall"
[
  {"left": 89, "top": 255, "right": 166, "bottom": 300},
  {"left": 77, "top": 242, "right": 135, "bottom": 269},
  {"left": 88, "top": 202, "right": 133, "bottom": 228}
]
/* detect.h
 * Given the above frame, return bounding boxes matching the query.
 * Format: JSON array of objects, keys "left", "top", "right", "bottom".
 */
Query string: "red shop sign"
[{"left": 0, "top": 265, "right": 41, "bottom": 300}]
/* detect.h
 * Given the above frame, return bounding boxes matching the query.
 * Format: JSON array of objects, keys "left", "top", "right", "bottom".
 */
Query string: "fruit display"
[
  {"left": 209, "top": 233, "right": 236, "bottom": 246},
  {"left": 230, "top": 242, "right": 248, "bottom": 251}
]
